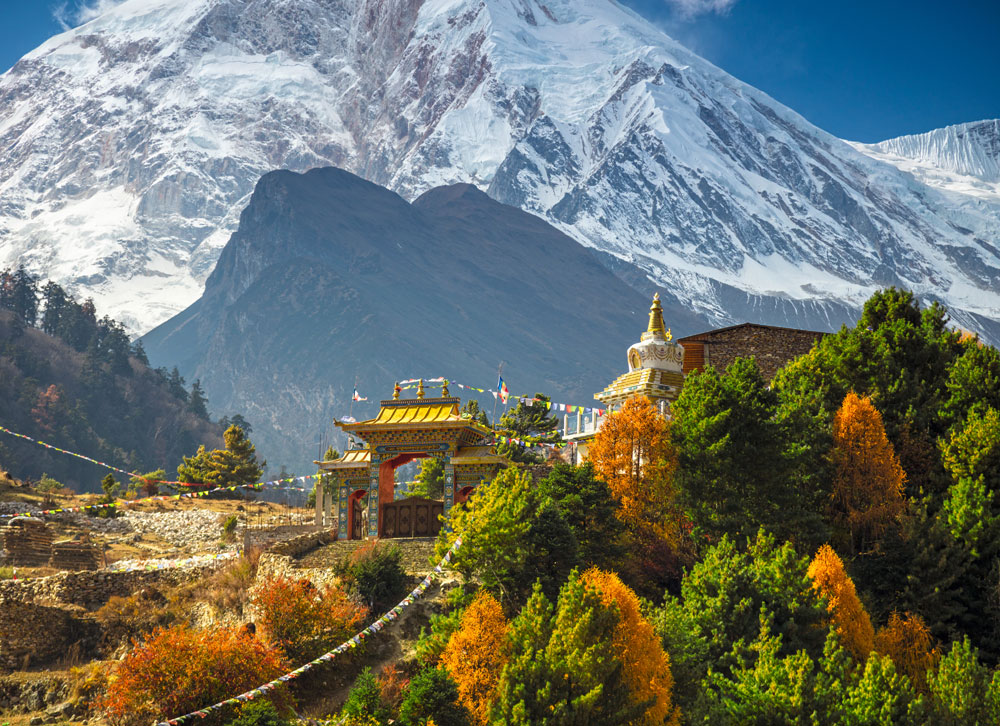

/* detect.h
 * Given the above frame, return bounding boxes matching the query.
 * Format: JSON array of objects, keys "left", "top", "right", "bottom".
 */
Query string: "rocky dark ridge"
[{"left": 142, "top": 167, "right": 706, "bottom": 470}]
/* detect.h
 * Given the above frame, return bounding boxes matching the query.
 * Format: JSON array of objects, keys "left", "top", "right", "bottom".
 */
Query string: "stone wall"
[
  {"left": 685, "top": 324, "right": 826, "bottom": 381},
  {"left": 0, "top": 601, "right": 79, "bottom": 671},
  {"left": 267, "top": 528, "right": 335, "bottom": 557},
  {"left": 0, "top": 560, "right": 221, "bottom": 610},
  {"left": 245, "top": 524, "right": 330, "bottom": 551}
]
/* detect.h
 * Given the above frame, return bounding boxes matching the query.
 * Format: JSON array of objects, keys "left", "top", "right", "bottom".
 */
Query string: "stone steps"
[{"left": 295, "top": 538, "right": 439, "bottom": 574}]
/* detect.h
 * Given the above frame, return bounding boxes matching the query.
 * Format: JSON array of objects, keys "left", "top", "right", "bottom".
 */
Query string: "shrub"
[
  {"left": 251, "top": 576, "right": 367, "bottom": 661},
  {"left": 95, "top": 589, "right": 175, "bottom": 654},
  {"left": 338, "top": 540, "right": 407, "bottom": 611},
  {"left": 376, "top": 664, "right": 409, "bottom": 713},
  {"left": 197, "top": 547, "right": 262, "bottom": 616},
  {"left": 225, "top": 699, "right": 291, "bottom": 726},
  {"left": 341, "top": 667, "right": 389, "bottom": 725},
  {"left": 398, "top": 667, "right": 470, "bottom": 726},
  {"left": 100, "top": 624, "right": 290, "bottom": 726},
  {"left": 222, "top": 514, "right": 240, "bottom": 542}
]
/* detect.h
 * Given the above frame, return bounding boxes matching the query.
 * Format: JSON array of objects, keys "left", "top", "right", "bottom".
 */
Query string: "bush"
[
  {"left": 95, "top": 589, "right": 175, "bottom": 654},
  {"left": 398, "top": 667, "right": 470, "bottom": 726},
  {"left": 341, "top": 667, "right": 389, "bottom": 725},
  {"left": 251, "top": 576, "right": 367, "bottom": 661},
  {"left": 222, "top": 514, "right": 240, "bottom": 542},
  {"left": 100, "top": 624, "right": 290, "bottom": 726},
  {"left": 338, "top": 540, "right": 407, "bottom": 611},
  {"left": 196, "top": 547, "right": 262, "bottom": 617},
  {"left": 225, "top": 699, "right": 291, "bottom": 726}
]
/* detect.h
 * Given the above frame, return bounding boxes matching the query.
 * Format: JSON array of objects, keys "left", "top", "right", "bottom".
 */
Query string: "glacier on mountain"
[{"left": 1, "top": 0, "right": 998, "bottom": 340}]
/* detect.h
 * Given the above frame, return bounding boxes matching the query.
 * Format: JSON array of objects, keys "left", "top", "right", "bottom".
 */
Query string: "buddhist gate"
[{"left": 314, "top": 381, "right": 508, "bottom": 539}]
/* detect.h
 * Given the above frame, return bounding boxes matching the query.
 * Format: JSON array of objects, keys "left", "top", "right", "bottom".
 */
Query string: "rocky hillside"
[
  {"left": 141, "top": 166, "right": 705, "bottom": 470},
  {"left": 1, "top": 0, "right": 997, "bottom": 340}
]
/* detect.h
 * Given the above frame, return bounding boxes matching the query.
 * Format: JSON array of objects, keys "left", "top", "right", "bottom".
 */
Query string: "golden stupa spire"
[
  {"left": 641, "top": 293, "right": 667, "bottom": 341},
  {"left": 417, "top": 378, "right": 425, "bottom": 399},
  {"left": 393, "top": 382, "right": 401, "bottom": 400},
  {"left": 441, "top": 380, "right": 450, "bottom": 397}
]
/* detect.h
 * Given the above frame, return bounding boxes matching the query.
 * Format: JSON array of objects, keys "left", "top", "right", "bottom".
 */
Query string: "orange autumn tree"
[
  {"left": 440, "top": 591, "right": 510, "bottom": 726},
  {"left": 250, "top": 576, "right": 367, "bottom": 662},
  {"left": 874, "top": 611, "right": 939, "bottom": 694},
  {"left": 807, "top": 544, "right": 875, "bottom": 661},
  {"left": 101, "top": 623, "right": 290, "bottom": 726},
  {"left": 831, "top": 392, "right": 907, "bottom": 553},
  {"left": 581, "top": 568, "right": 681, "bottom": 726},
  {"left": 589, "top": 396, "right": 676, "bottom": 537}
]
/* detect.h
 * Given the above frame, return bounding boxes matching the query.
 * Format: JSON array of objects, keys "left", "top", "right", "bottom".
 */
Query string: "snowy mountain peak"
[{"left": 2, "top": 0, "right": 1000, "bottom": 341}]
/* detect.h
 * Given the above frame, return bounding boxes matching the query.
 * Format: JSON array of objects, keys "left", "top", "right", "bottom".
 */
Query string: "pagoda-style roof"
[
  {"left": 449, "top": 446, "right": 509, "bottom": 466},
  {"left": 316, "top": 448, "right": 371, "bottom": 470},
  {"left": 595, "top": 367, "right": 684, "bottom": 407},
  {"left": 337, "top": 396, "right": 491, "bottom": 436}
]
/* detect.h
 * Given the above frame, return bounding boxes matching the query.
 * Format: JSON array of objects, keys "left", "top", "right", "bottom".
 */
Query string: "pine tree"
[
  {"left": 39, "top": 281, "right": 68, "bottom": 335},
  {"left": 409, "top": 456, "right": 445, "bottom": 498},
  {"left": 439, "top": 468, "right": 576, "bottom": 609},
  {"left": 580, "top": 568, "right": 680, "bottom": 726},
  {"left": 460, "top": 399, "right": 490, "bottom": 428},
  {"left": 0, "top": 265, "right": 40, "bottom": 326},
  {"left": 842, "top": 653, "right": 925, "bottom": 726},
  {"left": 540, "top": 463, "right": 622, "bottom": 569},
  {"left": 188, "top": 379, "right": 210, "bottom": 419},
  {"left": 831, "top": 392, "right": 907, "bottom": 553},
  {"left": 926, "top": 637, "right": 999, "bottom": 725},
  {"left": 940, "top": 339, "right": 1000, "bottom": 429},
  {"left": 495, "top": 393, "right": 561, "bottom": 464},
  {"left": 669, "top": 358, "right": 812, "bottom": 543},
  {"left": 440, "top": 591, "right": 509, "bottom": 725},
  {"left": 494, "top": 577, "right": 643, "bottom": 726},
  {"left": 808, "top": 544, "right": 875, "bottom": 662}
]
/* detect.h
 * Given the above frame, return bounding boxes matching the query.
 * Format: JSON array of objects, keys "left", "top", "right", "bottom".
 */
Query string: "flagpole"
[
  {"left": 349, "top": 375, "right": 357, "bottom": 420},
  {"left": 492, "top": 362, "right": 503, "bottom": 430}
]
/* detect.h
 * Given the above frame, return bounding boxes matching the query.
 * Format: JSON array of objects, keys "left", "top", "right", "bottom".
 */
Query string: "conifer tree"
[
  {"left": 494, "top": 577, "right": 643, "bottom": 726},
  {"left": 926, "top": 637, "right": 1000, "bottom": 725},
  {"left": 495, "top": 393, "right": 561, "bottom": 464},
  {"left": 409, "top": 456, "right": 445, "bottom": 498},
  {"left": 460, "top": 399, "right": 490, "bottom": 428},
  {"left": 940, "top": 339, "right": 1000, "bottom": 429},
  {"left": 440, "top": 591, "right": 509, "bottom": 725},
  {"left": 831, "top": 392, "right": 906, "bottom": 553},
  {"left": 540, "top": 463, "right": 622, "bottom": 569},
  {"left": 187, "top": 379, "right": 210, "bottom": 419},
  {"left": 439, "top": 468, "right": 576, "bottom": 609},
  {"left": 176, "top": 426, "right": 264, "bottom": 492},
  {"left": 589, "top": 396, "right": 674, "bottom": 536},
  {"left": 808, "top": 544, "right": 875, "bottom": 661},
  {"left": 842, "top": 653, "right": 925, "bottom": 726},
  {"left": 580, "top": 568, "right": 680, "bottom": 726},
  {"left": 670, "top": 358, "right": 814, "bottom": 542},
  {"left": 874, "top": 612, "right": 938, "bottom": 694},
  {"left": 0, "top": 265, "right": 39, "bottom": 326}
]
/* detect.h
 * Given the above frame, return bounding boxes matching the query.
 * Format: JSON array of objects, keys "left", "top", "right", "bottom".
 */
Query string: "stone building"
[{"left": 677, "top": 323, "right": 828, "bottom": 381}]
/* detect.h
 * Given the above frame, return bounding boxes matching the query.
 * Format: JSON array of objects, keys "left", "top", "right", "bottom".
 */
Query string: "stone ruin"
[
  {"left": 1, "top": 518, "right": 53, "bottom": 567},
  {"left": 1, "top": 519, "right": 100, "bottom": 570}
]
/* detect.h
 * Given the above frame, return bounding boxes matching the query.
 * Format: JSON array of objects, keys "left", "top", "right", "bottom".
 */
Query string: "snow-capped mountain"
[
  {"left": 2, "top": 0, "right": 999, "bottom": 340},
  {"left": 852, "top": 120, "right": 1000, "bottom": 203}
]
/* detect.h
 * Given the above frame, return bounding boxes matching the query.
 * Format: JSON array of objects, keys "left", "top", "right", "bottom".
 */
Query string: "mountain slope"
[
  {"left": 0, "top": 309, "right": 223, "bottom": 491},
  {"left": 141, "top": 166, "right": 705, "bottom": 470},
  {"left": 1, "top": 0, "right": 999, "bottom": 341}
]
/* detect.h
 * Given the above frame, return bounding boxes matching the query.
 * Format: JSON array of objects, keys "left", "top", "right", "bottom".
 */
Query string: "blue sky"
[{"left": 1, "top": 0, "right": 997, "bottom": 142}]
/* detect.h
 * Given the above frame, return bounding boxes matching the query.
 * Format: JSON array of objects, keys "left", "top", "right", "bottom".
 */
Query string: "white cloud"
[
  {"left": 666, "top": 0, "right": 739, "bottom": 20},
  {"left": 52, "top": 0, "right": 129, "bottom": 31}
]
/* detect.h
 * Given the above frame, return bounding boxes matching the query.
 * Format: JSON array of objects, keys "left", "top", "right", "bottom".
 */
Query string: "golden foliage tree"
[
  {"left": 440, "top": 591, "right": 510, "bottom": 725},
  {"left": 581, "top": 567, "right": 681, "bottom": 726},
  {"left": 807, "top": 544, "right": 874, "bottom": 661},
  {"left": 831, "top": 392, "right": 907, "bottom": 552},
  {"left": 589, "top": 396, "right": 675, "bottom": 535},
  {"left": 874, "top": 611, "right": 939, "bottom": 694}
]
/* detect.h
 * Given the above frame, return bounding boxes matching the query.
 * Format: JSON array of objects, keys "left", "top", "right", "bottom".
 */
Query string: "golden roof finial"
[
  {"left": 442, "top": 380, "right": 450, "bottom": 397},
  {"left": 417, "top": 378, "right": 425, "bottom": 399},
  {"left": 641, "top": 293, "right": 667, "bottom": 341},
  {"left": 393, "top": 382, "right": 401, "bottom": 400}
]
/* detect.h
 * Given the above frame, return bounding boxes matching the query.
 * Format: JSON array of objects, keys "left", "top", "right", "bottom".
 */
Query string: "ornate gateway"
[{"left": 314, "top": 380, "right": 509, "bottom": 539}]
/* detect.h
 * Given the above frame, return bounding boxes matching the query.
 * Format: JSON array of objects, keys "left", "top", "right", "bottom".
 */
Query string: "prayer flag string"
[{"left": 156, "top": 537, "right": 462, "bottom": 726}]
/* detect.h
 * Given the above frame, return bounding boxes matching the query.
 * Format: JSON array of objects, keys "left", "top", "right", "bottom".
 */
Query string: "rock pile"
[
  {"left": 1, "top": 519, "right": 53, "bottom": 567},
  {"left": 120, "top": 509, "right": 234, "bottom": 549}
]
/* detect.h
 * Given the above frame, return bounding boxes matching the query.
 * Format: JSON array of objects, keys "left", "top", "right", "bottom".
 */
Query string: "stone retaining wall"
[
  {"left": 0, "top": 601, "right": 79, "bottom": 671},
  {"left": 0, "top": 560, "right": 220, "bottom": 610}
]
